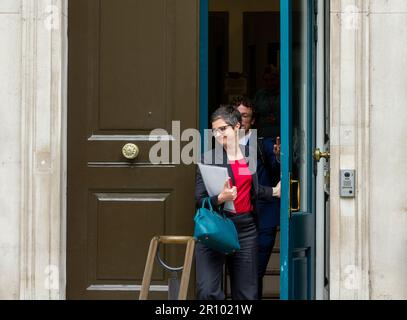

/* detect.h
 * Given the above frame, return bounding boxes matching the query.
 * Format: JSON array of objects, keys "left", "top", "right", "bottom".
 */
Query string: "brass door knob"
[
  {"left": 313, "top": 148, "right": 330, "bottom": 162},
  {"left": 122, "top": 143, "right": 139, "bottom": 160}
]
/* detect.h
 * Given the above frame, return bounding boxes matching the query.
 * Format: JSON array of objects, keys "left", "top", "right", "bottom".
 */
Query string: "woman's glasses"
[{"left": 212, "top": 125, "right": 232, "bottom": 137}]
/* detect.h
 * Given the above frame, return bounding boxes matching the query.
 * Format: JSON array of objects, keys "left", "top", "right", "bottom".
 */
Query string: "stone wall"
[
  {"left": 0, "top": 0, "right": 67, "bottom": 299},
  {"left": 0, "top": 0, "right": 22, "bottom": 300},
  {"left": 330, "top": 0, "right": 407, "bottom": 299},
  {"left": 368, "top": 0, "right": 407, "bottom": 300}
]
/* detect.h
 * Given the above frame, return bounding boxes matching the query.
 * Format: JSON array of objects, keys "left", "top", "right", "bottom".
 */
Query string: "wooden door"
[
  {"left": 280, "top": 0, "right": 316, "bottom": 300},
  {"left": 67, "top": 0, "right": 198, "bottom": 299}
]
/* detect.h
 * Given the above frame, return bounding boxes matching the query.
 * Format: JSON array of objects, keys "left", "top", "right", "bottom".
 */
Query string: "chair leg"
[
  {"left": 140, "top": 236, "right": 196, "bottom": 300},
  {"left": 139, "top": 237, "right": 159, "bottom": 300},
  {"left": 178, "top": 238, "right": 196, "bottom": 300}
]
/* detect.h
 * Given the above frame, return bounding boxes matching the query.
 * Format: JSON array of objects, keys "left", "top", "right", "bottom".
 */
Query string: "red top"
[{"left": 230, "top": 159, "right": 253, "bottom": 214}]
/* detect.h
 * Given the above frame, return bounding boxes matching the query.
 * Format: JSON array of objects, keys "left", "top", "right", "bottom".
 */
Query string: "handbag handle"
[
  {"left": 202, "top": 197, "right": 213, "bottom": 211},
  {"left": 202, "top": 197, "right": 227, "bottom": 219}
]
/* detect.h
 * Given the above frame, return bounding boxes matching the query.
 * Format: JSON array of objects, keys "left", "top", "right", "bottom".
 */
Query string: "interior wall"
[{"left": 209, "top": 0, "right": 279, "bottom": 73}]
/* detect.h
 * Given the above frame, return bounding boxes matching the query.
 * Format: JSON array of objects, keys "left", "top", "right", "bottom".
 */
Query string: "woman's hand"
[
  {"left": 273, "top": 181, "right": 281, "bottom": 198},
  {"left": 217, "top": 179, "right": 237, "bottom": 204}
]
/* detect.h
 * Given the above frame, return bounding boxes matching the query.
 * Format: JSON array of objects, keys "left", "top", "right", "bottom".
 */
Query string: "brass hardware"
[
  {"left": 122, "top": 143, "right": 139, "bottom": 160},
  {"left": 290, "top": 179, "right": 301, "bottom": 213},
  {"left": 313, "top": 148, "right": 330, "bottom": 162}
]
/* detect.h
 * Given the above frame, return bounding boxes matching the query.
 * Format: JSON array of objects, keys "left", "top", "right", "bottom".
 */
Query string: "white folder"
[{"left": 197, "top": 163, "right": 236, "bottom": 212}]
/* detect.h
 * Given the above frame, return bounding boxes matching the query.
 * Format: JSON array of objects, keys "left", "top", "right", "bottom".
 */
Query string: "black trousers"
[{"left": 195, "top": 212, "right": 258, "bottom": 300}]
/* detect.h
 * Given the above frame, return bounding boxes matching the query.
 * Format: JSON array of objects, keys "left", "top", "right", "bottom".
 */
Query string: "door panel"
[
  {"left": 99, "top": 1, "right": 170, "bottom": 131},
  {"left": 280, "top": 0, "right": 316, "bottom": 300},
  {"left": 88, "top": 192, "right": 168, "bottom": 280},
  {"left": 68, "top": 0, "right": 198, "bottom": 299}
]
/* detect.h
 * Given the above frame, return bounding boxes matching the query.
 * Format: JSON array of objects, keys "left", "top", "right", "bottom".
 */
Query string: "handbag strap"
[
  {"left": 208, "top": 198, "right": 214, "bottom": 211},
  {"left": 218, "top": 204, "right": 227, "bottom": 219},
  {"left": 201, "top": 197, "right": 213, "bottom": 211},
  {"left": 202, "top": 197, "right": 228, "bottom": 219}
]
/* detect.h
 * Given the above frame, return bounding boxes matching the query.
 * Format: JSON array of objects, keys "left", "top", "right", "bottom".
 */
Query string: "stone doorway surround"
[
  {"left": 18, "top": 0, "right": 67, "bottom": 299},
  {"left": 5, "top": 0, "right": 403, "bottom": 300},
  {"left": 329, "top": 0, "right": 371, "bottom": 300}
]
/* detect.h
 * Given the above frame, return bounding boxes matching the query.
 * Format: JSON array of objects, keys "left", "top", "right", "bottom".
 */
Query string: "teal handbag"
[{"left": 193, "top": 198, "right": 240, "bottom": 255}]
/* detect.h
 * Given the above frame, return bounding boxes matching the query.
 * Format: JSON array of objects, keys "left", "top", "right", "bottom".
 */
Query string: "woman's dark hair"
[{"left": 210, "top": 105, "right": 242, "bottom": 127}]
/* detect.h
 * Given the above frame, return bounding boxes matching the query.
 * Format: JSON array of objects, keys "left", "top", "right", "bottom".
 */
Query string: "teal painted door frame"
[
  {"left": 280, "top": 0, "right": 292, "bottom": 299},
  {"left": 280, "top": 0, "right": 316, "bottom": 300},
  {"left": 200, "top": 0, "right": 209, "bottom": 153}
]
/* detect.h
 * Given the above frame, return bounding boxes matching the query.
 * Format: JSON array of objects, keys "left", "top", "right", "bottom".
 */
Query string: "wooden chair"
[{"left": 139, "top": 236, "right": 195, "bottom": 300}]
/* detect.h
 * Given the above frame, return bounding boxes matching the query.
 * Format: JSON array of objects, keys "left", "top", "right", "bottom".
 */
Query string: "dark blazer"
[
  {"left": 195, "top": 143, "right": 276, "bottom": 224},
  {"left": 252, "top": 137, "right": 281, "bottom": 227}
]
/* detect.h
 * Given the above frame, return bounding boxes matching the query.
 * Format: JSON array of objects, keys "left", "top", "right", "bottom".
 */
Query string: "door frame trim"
[
  {"left": 18, "top": 0, "right": 68, "bottom": 299},
  {"left": 280, "top": 0, "right": 292, "bottom": 300},
  {"left": 199, "top": 0, "right": 209, "bottom": 152},
  {"left": 315, "top": 0, "right": 330, "bottom": 300}
]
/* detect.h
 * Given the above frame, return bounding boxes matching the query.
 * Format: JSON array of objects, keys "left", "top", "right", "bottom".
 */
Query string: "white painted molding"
[
  {"left": 330, "top": 0, "right": 371, "bottom": 300},
  {"left": 20, "top": 0, "right": 66, "bottom": 300}
]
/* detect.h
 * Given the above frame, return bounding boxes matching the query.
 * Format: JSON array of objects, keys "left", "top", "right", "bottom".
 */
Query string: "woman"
[{"left": 195, "top": 106, "right": 281, "bottom": 300}]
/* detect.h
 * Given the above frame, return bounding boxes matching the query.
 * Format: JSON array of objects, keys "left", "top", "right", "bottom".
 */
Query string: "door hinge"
[
  {"left": 314, "top": 0, "right": 319, "bottom": 15},
  {"left": 314, "top": 25, "right": 318, "bottom": 43}
]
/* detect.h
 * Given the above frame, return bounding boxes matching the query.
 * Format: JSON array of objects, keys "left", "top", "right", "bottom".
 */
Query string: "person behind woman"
[
  {"left": 195, "top": 106, "right": 281, "bottom": 300},
  {"left": 253, "top": 65, "right": 280, "bottom": 138}
]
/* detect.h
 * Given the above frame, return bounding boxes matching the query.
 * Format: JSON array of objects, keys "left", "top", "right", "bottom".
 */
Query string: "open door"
[{"left": 280, "top": 0, "right": 316, "bottom": 300}]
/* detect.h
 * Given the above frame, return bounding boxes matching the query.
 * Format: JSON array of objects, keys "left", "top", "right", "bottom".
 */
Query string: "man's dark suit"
[{"left": 251, "top": 137, "right": 281, "bottom": 299}]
